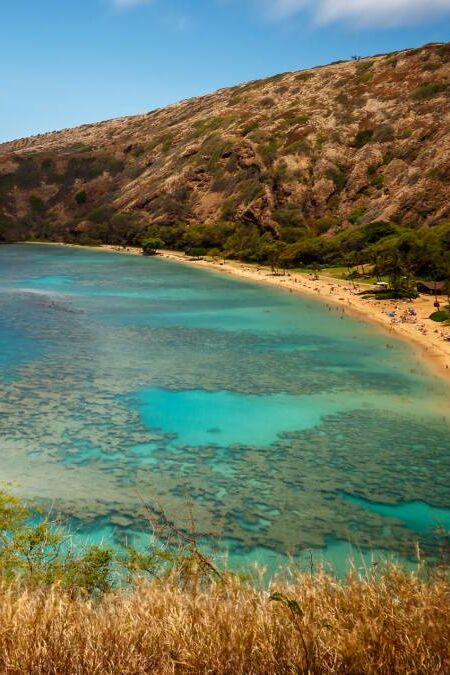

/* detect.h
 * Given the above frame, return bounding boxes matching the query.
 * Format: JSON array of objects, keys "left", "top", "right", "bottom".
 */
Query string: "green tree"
[
  {"left": 189, "top": 247, "right": 208, "bottom": 259},
  {"left": 0, "top": 491, "right": 223, "bottom": 595},
  {"left": 0, "top": 491, "right": 115, "bottom": 594},
  {"left": 142, "top": 237, "right": 163, "bottom": 256}
]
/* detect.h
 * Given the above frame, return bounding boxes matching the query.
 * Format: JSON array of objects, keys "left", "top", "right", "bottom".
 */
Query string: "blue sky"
[{"left": 1, "top": 0, "right": 449, "bottom": 143}]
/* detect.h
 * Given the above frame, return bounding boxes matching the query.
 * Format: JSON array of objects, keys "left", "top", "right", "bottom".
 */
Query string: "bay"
[{"left": 1, "top": 243, "right": 449, "bottom": 573}]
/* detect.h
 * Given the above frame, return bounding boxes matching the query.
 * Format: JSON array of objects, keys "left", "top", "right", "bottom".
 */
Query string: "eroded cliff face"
[{"left": 1, "top": 41, "right": 450, "bottom": 244}]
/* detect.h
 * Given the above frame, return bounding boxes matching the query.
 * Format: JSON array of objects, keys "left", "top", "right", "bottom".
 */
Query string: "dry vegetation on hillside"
[
  {"left": 1, "top": 41, "right": 450, "bottom": 255},
  {"left": 0, "top": 567, "right": 449, "bottom": 674}
]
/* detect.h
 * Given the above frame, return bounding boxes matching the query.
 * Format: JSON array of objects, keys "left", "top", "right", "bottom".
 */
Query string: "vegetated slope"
[{"left": 1, "top": 41, "right": 450, "bottom": 269}]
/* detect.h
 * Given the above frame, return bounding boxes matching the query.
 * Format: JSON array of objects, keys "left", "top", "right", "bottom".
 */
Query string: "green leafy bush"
[
  {"left": 325, "top": 166, "right": 348, "bottom": 190},
  {"left": 371, "top": 174, "right": 385, "bottom": 189},
  {"left": 356, "top": 61, "right": 374, "bottom": 83},
  {"left": 272, "top": 205, "right": 304, "bottom": 229},
  {"left": 241, "top": 121, "right": 259, "bottom": 136},
  {"left": 259, "top": 138, "right": 279, "bottom": 166},
  {"left": 29, "top": 195, "right": 46, "bottom": 215},
  {"left": 0, "top": 491, "right": 115, "bottom": 594},
  {"left": 192, "top": 116, "right": 227, "bottom": 138},
  {"left": 142, "top": 237, "right": 163, "bottom": 255},
  {"left": 14, "top": 159, "right": 42, "bottom": 189},
  {"left": 65, "top": 156, "right": 124, "bottom": 182},
  {"left": 352, "top": 129, "right": 374, "bottom": 148},
  {"left": 201, "top": 135, "right": 234, "bottom": 165},
  {"left": 189, "top": 247, "right": 208, "bottom": 258},
  {"left": 348, "top": 206, "right": 367, "bottom": 224},
  {"left": 412, "top": 82, "right": 449, "bottom": 100},
  {"left": 238, "top": 177, "right": 264, "bottom": 203},
  {"left": 75, "top": 191, "right": 87, "bottom": 205}
]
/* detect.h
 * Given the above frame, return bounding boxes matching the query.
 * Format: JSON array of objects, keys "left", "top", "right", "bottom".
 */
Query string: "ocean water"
[{"left": 1, "top": 244, "right": 450, "bottom": 574}]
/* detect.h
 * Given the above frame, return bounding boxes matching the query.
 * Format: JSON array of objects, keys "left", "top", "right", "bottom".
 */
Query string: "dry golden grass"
[{"left": 0, "top": 565, "right": 448, "bottom": 674}]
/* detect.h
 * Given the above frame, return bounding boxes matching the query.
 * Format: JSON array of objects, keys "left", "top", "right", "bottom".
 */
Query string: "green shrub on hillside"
[
  {"left": 356, "top": 61, "right": 374, "bottom": 83},
  {"left": 358, "top": 71, "right": 374, "bottom": 84},
  {"left": 361, "top": 221, "right": 398, "bottom": 243},
  {"left": 201, "top": 135, "right": 234, "bottom": 166},
  {"left": 370, "top": 174, "right": 385, "bottom": 189},
  {"left": 428, "top": 165, "right": 450, "bottom": 182},
  {"left": 412, "top": 82, "right": 449, "bottom": 100},
  {"left": 29, "top": 195, "right": 46, "bottom": 215},
  {"left": 348, "top": 206, "right": 367, "bottom": 224},
  {"left": 75, "top": 190, "right": 88, "bottom": 205},
  {"left": 64, "top": 156, "right": 124, "bottom": 182},
  {"left": 238, "top": 177, "right": 264, "bottom": 203},
  {"left": 272, "top": 205, "right": 304, "bottom": 229},
  {"left": 422, "top": 62, "right": 440, "bottom": 72},
  {"left": 242, "top": 121, "right": 259, "bottom": 136},
  {"left": 383, "top": 150, "right": 395, "bottom": 165},
  {"left": 313, "top": 215, "right": 339, "bottom": 235},
  {"left": 259, "top": 138, "right": 279, "bottom": 166},
  {"left": 192, "top": 116, "right": 233, "bottom": 139},
  {"left": 325, "top": 166, "right": 348, "bottom": 191},
  {"left": 352, "top": 129, "right": 374, "bottom": 148},
  {"left": 273, "top": 205, "right": 307, "bottom": 243},
  {"left": 221, "top": 198, "right": 238, "bottom": 220},
  {"left": 276, "top": 112, "right": 310, "bottom": 127},
  {"left": 14, "top": 159, "right": 42, "bottom": 189}
]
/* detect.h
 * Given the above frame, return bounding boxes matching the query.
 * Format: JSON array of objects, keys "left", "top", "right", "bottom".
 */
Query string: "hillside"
[{"left": 1, "top": 41, "right": 450, "bottom": 273}]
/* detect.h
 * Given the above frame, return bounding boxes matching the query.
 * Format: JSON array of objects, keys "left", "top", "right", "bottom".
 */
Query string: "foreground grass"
[
  {"left": 0, "top": 566, "right": 448, "bottom": 674},
  {"left": 1, "top": 491, "right": 449, "bottom": 672}
]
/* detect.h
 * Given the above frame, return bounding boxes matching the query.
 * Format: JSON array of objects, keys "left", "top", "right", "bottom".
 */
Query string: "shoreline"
[
  {"left": 23, "top": 241, "right": 450, "bottom": 384},
  {"left": 160, "top": 250, "right": 450, "bottom": 384}
]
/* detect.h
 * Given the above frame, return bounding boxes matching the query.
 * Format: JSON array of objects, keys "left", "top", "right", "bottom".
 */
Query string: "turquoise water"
[
  {"left": 1, "top": 244, "right": 449, "bottom": 574},
  {"left": 341, "top": 493, "right": 450, "bottom": 534}
]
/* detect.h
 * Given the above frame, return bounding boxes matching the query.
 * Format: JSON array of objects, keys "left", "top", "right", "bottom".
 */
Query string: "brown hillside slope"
[{"left": 1, "top": 41, "right": 450, "bottom": 244}]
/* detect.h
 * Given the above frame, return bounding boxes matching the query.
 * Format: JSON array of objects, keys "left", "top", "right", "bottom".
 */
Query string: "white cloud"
[
  {"left": 318, "top": 0, "right": 450, "bottom": 26},
  {"left": 109, "top": 0, "right": 450, "bottom": 25},
  {"left": 263, "top": 0, "right": 450, "bottom": 25}
]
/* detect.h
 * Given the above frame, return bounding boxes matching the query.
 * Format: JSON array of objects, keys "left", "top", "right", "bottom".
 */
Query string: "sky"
[{"left": 1, "top": 0, "right": 450, "bottom": 143}]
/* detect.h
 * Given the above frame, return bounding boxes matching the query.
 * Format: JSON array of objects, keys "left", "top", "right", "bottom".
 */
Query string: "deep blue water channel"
[{"left": 1, "top": 244, "right": 450, "bottom": 576}]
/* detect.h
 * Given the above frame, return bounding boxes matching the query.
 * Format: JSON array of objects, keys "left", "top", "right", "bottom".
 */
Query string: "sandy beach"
[{"left": 26, "top": 242, "right": 450, "bottom": 383}]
